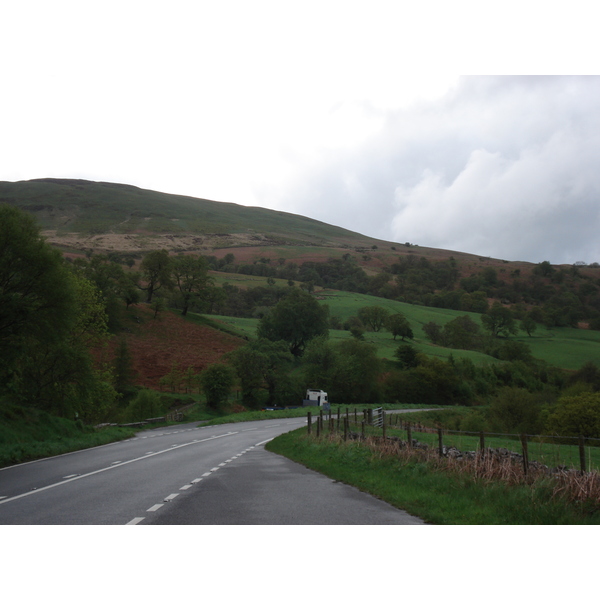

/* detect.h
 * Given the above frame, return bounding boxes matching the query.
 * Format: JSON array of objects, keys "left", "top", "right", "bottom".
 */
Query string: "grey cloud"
[{"left": 269, "top": 76, "right": 600, "bottom": 264}]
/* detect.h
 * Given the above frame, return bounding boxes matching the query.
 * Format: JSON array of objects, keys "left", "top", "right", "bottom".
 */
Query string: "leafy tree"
[
  {"left": 423, "top": 321, "right": 443, "bottom": 345},
  {"left": 200, "top": 363, "right": 235, "bottom": 409},
  {"left": 0, "top": 205, "right": 77, "bottom": 380},
  {"left": 386, "top": 313, "right": 413, "bottom": 341},
  {"left": 357, "top": 305, "right": 389, "bottom": 332},
  {"left": 140, "top": 249, "right": 172, "bottom": 302},
  {"left": 257, "top": 289, "right": 329, "bottom": 356},
  {"left": 487, "top": 387, "right": 550, "bottom": 434},
  {"left": 303, "top": 337, "right": 380, "bottom": 403},
  {"left": 227, "top": 339, "right": 292, "bottom": 407},
  {"left": 443, "top": 315, "right": 481, "bottom": 349},
  {"left": 519, "top": 315, "right": 537, "bottom": 337},
  {"left": 481, "top": 302, "right": 518, "bottom": 337},
  {"left": 172, "top": 254, "right": 213, "bottom": 316},
  {"left": 546, "top": 390, "right": 600, "bottom": 438}
]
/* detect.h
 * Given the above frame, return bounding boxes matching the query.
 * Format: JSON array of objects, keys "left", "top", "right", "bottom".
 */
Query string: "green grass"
[
  {"left": 203, "top": 282, "right": 600, "bottom": 370},
  {"left": 266, "top": 427, "right": 600, "bottom": 524},
  {"left": 0, "top": 179, "right": 377, "bottom": 246},
  {"left": 0, "top": 403, "right": 135, "bottom": 468}
]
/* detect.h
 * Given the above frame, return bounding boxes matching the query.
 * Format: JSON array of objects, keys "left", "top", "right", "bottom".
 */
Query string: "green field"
[{"left": 201, "top": 282, "right": 600, "bottom": 370}]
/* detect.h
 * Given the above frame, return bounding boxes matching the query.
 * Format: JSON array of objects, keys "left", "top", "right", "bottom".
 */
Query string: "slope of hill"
[
  {"left": 106, "top": 305, "right": 245, "bottom": 390},
  {"left": 0, "top": 178, "right": 385, "bottom": 252},
  {"left": 0, "top": 178, "right": 525, "bottom": 270}
]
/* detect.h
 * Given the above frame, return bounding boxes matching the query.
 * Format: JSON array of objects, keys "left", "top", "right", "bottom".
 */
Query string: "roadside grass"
[
  {"left": 266, "top": 428, "right": 600, "bottom": 525},
  {"left": 0, "top": 403, "right": 134, "bottom": 469}
]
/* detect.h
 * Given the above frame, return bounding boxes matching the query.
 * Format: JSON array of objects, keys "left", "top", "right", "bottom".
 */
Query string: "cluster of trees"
[
  {"left": 0, "top": 205, "right": 118, "bottom": 422},
  {"left": 205, "top": 252, "right": 600, "bottom": 329}
]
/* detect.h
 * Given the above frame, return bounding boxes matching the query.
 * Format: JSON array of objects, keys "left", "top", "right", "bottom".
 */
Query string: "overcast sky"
[{"left": 2, "top": 1, "right": 599, "bottom": 265}]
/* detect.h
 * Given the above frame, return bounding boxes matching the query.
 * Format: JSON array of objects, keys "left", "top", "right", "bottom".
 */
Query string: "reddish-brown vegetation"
[{"left": 105, "top": 305, "right": 244, "bottom": 390}]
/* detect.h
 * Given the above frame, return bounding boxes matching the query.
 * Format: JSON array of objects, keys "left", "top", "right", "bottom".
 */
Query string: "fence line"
[{"left": 306, "top": 409, "right": 600, "bottom": 475}]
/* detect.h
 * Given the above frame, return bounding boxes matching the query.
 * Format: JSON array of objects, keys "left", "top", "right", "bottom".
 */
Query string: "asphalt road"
[{"left": 0, "top": 417, "right": 424, "bottom": 525}]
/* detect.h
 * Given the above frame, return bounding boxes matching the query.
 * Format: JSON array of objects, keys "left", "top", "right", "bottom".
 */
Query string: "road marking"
[
  {"left": 218, "top": 462, "right": 227, "bottom": 466},
  {"left": 63, "top": 474, "right": 79, "bottom": 479},
  {"left": 242, "top": 427, "right": 258, "bottom": 431},
  {"left": 201, "top": 472, "right": 212, "bottom": 477},
  {"left": 0, "top": 496, "right": 6, "bottom": 500},
  {"left": 147, "top": 504, "right": 163, "bottom": 512},
  {"left": 111, "top": 461, "right": 122, "bottom": 465},
  {"left": 256, "top": 438, "right": 274, "bottom": 446},
  {"left": 127, "top": 517, "right": 145, "bottom": 525},
  {"left": 191, "top": 478, "right": 203, "bottom": 483},
  {"left": 164, "top": 494, "right": 179, "bottom": 502},
  {"left": 0, "top": 431, "right": 239, "bottom": 507},
  {"left": 210, "top": 467, "right": 219, "bottom": 472},
  {"left": 180, "top": 484, "right": 193, "bottom": 490}
]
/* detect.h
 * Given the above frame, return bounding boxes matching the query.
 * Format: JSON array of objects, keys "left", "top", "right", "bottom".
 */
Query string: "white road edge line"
[
  {"left": 127, "top": 517, "right": 145, "bottom": 525},
  {"left": 0, "top": 431, "right": 239, "bottom": 506},
  {"left": 147, "top": 504, "right": 164, "bottom": 512}
]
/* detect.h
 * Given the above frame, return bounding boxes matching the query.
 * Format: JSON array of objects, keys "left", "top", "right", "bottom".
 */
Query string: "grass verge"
[
  {"left": 266, "top": 427, "right": 600, "bottom": 524},
  {"left": 0, "top": 403, "right": 135, "bottom": 469}
]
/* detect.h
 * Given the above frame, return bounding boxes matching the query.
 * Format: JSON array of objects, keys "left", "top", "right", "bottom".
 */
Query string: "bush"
[
  {"left": 124, "top": 389, "right": 162, "bottom": 422},
  {"left": 546, "top": 391, "right": 600, "bottom": 438}
]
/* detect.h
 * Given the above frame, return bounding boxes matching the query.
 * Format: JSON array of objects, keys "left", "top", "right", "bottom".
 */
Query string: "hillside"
[
  {"left": 0, "top": 178, "right": 532, "bottom": 274},
  {"left": 104, "top": 304, "right": 245, "bottom": 390}
]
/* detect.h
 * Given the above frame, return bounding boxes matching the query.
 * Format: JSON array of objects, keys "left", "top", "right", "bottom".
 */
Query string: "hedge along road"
[{"left": 0, "top": 417, "right": 424, "bottom": 525}]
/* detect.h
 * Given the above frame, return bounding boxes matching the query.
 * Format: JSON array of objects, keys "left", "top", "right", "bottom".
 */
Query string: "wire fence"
[{"left": 306, "top": 408, "right": 600, "bottom": 475}]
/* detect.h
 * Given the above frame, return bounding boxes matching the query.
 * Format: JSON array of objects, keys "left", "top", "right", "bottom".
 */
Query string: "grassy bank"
[
  {"left": 266, "top": 427, "right": 600, "bottom": 524},
  {"left": 0, "top": 403, "right": 135, "bottom": 468}
]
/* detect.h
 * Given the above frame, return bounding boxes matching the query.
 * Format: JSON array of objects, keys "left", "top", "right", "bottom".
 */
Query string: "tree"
[
  {"left": 386, "top": 313, "right": 413, "bottom": 341},
  {"left": 546, "top": 391, "right": 600, "bottom": 438},
  {"left": 200, "top": 363, "right": 235, "bottom": 410},
  {"left": 357, "top": 305, "right": 389, "bottom": 332},
  {"left": 481, "top": 302, "right": 518, "bottom": 338},
  {"left": 303, "top": 337, "right": 380, "bottom": 403},
  {"left": 257, "top": 288, "right": 329, "bottom": 356},
  {"left": 394, "top": 344, "right": 419, "bottom": 369},
  {"left": 172, "top": 254, "right": 213, "bottom": 316},
  {"left": 519, "top": 315, "right": 537, "bottom": 337},
  {"left": 140, "top": 249, "right": 172, "bottom": 303},
  {"left": 227, "top": 339, "right": 292, "bottom": 407},
  {"left": 0, "top": 205, "right": 77, "bottom": 379},
  {"left": 443, "top": 315, "right": 481, "bottom": 349}
]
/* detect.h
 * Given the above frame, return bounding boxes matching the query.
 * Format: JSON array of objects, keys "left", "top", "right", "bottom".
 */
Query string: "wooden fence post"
[
  {"left": 354, "top": 408, "right": 357, "bottom": 424},
  {"left": 479, "top": 432, "right": 485, "bottom": 456},
  {"left": 579, "top": 436, "right": 587, "bottom": 474},
  {"left": 521, "top": 434, "right": 529, "bottom": 476},
  {"left": 361, "top": 420, "right": 365, "bottom": 440},
  {"left": 344, "top": 417, "right": 348, "bottom": 442},
  {"left": 438, "top": 428, "right": 443, "bottom": 457},
  {"left": 407, "top": 422, "right": 412, "bottom": 448},
  {"left": 316, "top": 416, "right": 321, "bottom": 438},
  {"left": 307, "top": 411, "right": 312, "bottom": 435}
]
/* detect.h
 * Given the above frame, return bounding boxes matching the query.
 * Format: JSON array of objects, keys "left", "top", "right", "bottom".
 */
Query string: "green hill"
[{"left": 0, "top": 178, "right": 380, "bottom": 247}]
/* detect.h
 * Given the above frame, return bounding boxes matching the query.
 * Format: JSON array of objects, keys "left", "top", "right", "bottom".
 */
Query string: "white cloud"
[{"left": 1, "top": 4, "right": 599, "bottom": 264}]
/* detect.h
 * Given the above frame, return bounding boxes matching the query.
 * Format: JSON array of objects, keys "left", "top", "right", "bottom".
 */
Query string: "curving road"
[{"left": 0, "top": 417, "right": 424, "bottom": 525}]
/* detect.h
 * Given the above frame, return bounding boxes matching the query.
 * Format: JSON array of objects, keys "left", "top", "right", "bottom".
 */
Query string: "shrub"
[{"left": 124, "top": 389, "right": 162, "bottom": 422}]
